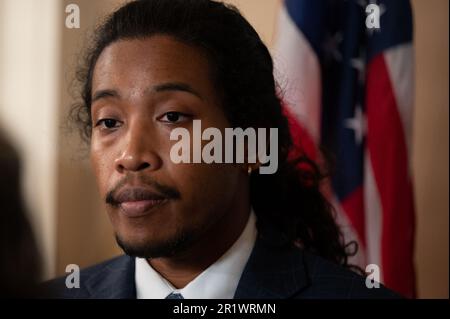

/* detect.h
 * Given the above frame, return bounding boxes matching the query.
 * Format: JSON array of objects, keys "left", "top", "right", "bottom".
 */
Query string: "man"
[{"left": 46, "top": 0, "right": 398, "bottom": 298}]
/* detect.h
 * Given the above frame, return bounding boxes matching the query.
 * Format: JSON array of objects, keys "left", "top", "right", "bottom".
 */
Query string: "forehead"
[{"left": 92, "top": 35, "right": 215, "bottom": 98}]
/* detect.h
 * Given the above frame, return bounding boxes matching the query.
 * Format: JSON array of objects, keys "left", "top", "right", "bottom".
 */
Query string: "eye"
[
  {"left": 95, "top": 119, "right": 122, "bottom": 130},
  {"left": 160, "top": 112, "right": 192, "bottom": 124}
]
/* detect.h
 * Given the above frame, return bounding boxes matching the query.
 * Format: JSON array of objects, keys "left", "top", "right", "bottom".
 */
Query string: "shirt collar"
[{"left": 135, "top": 209, "right": 257, "bottom": 299}]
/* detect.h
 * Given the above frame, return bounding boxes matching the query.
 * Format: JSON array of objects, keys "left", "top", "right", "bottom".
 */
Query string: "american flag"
[{"left": 274, "top": 0, "right": 415, "bottom": 297}]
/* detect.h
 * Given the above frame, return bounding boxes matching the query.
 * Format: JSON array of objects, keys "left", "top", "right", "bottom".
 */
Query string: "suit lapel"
[
  {"left": 234, "top": 223, "right": 311, "bottom": 299},
  {"left": 85, "top": 255, "right": 136, "bottom": 299}
]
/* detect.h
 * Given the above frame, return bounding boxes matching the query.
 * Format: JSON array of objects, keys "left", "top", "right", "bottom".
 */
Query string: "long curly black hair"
[{"left": 71, "top": 0, "right": 360, "bottom": 271}]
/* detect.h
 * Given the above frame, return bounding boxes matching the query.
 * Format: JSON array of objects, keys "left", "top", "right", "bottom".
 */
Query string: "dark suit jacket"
[{"left": 44, "top": 225, "right": 399, "bottom": 299}]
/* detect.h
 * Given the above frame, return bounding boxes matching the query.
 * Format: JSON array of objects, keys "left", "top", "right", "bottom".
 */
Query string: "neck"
[{"left": 148, "top": 190, "right": 251, "bottom": 289}]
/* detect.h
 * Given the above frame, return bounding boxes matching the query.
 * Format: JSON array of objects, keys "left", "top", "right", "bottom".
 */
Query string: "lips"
[
  {"left": 120, "top": 199, "right": 167, "bottom": 217},
  {"left": 115, "top": 187, "right": 169, "bottom": 218}
]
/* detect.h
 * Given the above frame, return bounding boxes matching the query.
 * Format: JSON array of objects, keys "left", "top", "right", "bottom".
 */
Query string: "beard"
[{"left": 115, "top": 227, "right": 200, "bottom": 259}]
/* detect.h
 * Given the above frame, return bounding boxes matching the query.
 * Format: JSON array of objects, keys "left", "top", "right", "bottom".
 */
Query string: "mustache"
[{"left": 105, "top": 175, "right": 181, "bottom": 207}]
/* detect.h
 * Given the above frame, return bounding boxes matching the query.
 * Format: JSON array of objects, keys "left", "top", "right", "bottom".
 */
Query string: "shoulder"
[
  {"left": 41, "top": 255, "right": 134, "bottom": 299},
  {"left": 236, "top": 230, "right": 401, "bottom": 299},
  {"left": 298, "top": 250, "right": 401, "bottom": 299}
]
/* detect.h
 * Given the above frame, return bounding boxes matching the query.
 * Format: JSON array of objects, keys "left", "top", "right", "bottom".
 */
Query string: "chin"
[{"left": 114, "top": 227, "right": 197, "bottom": 259}]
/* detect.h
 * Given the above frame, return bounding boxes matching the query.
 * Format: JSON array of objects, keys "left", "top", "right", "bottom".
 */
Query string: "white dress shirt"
[{"left": 135, "top": 209, "right": 257, "bottom": 299}]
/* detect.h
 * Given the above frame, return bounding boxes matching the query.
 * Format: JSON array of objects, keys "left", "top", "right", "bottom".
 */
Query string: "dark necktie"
[{"left": 165, "top": 292, "right": 184, "bottom": 299}]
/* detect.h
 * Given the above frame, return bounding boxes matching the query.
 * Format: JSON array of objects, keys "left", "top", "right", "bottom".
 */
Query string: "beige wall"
[
  {"left": 0, "top": 0, "right": 61, "bottom": 279},
  {"left": 0, "top": 0, "right": 445, "bottom": 298},
  {"left": 411, "top": 0, "right": 449, "bottom": 299}
]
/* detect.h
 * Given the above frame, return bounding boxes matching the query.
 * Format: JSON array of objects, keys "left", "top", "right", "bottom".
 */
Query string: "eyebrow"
[
  {"left": 91, "top": 82, "right": 203, "bottom": 103},
  {"left": 153, "top": 82, "right": 203, "bottom": 100},
  {"left": 92, "top": 89, "right": 118, "bottom": 103}
]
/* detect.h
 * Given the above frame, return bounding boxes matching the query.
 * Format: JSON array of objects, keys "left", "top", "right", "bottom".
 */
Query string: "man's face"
[{"left": 90, "top": 36, "right": 243, "bottom": 258}]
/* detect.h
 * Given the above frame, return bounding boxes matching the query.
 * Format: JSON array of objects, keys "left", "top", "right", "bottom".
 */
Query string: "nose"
[{"left": 114, "top": 121, "right": 162, "bottom": 174}]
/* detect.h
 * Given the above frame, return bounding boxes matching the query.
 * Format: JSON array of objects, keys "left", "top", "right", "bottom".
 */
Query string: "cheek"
[
  {"left": 172, "top": 162, "right": 240, "bottom": 211},
  {"left": 162, "top": 118, "right": 240, "bottom": 211},
  {"left": 90, "top": 147, "right": 114, "bottom": 195}
]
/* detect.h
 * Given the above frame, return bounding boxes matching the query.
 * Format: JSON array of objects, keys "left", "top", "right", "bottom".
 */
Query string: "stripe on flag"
[{"left": 274, "top": 0, "right": 416, "bottom": 297}]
